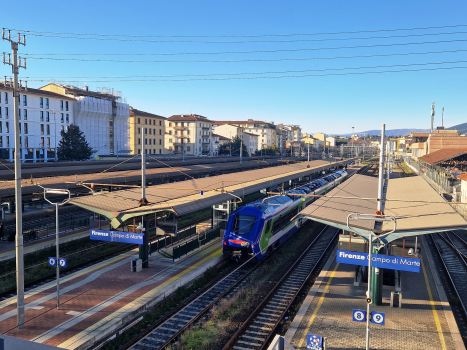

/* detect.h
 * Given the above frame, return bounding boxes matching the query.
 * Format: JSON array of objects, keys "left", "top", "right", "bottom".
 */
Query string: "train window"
[
  {"left": 265, "top": 220, "right": 271, "bottom": 233},
  {"left": 234, "top": 215, "right": 256, "bottom": 235}
]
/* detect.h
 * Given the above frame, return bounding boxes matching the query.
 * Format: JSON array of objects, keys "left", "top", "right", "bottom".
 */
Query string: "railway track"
[
  {"left": 429, "top": 231, "right": 467, "bottom": 343},
  {"left": 223, "top": 226, "right": 338, "bottom": 350}
]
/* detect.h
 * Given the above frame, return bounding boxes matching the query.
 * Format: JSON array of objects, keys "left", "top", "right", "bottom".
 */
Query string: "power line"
[
  {"left": 22, "top": 39, "right": 467, "bottom": 63},
  {"left": 19, "top": 60, "right": 467, "bottom": 80},
  {"left": 7, "top": 24, "right": 467, "bottom": 38},
  {"left": 23, "top": 65, "right": 467, "bottom": 83},
  {"left": 21, "top": 47, "right": 467, "bottom": 57},
  {"left": 10, "top": 30, "right": 467, "bottom": 44}
]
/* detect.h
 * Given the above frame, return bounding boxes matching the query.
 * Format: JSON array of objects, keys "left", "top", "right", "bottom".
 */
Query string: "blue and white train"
[{"left": 222, "top": 170, "right": 347, "bottom": 260}]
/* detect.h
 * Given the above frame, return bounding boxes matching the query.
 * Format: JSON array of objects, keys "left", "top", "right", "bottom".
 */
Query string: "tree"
[
  {"left": 218, "top": 136, "right": 249, "bottom": 157},
  {"left": 57, "top": 124, "right": 92, "bottom": 161},
  {"left": 256, "top": 145, "right": 279, "bottom": 156}
]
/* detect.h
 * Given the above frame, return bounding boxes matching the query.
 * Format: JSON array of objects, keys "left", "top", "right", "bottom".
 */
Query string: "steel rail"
[{"left": 222, "top": 225, "right": 335, "bottom": 350}]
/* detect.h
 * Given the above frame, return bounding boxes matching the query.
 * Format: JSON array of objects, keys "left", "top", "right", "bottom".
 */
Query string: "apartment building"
[
  {"left": 165, "top": 114, "right": 214, "bottom": 156},
  {"left": 214, "top": 119, "right": 276, "bottom": 150},
  {"left": 244, "top": 132, "right": 259, "bottom": 155},
  {"left": 0, "top": 82, "right": 75, "bottom": 162},
  {"left": 39, "top": 83, "right": 130, "bottom": 156},
  {"left": 129, "top": 107, "right": 166, "bottom": 155},
  {"left": 212, "top": 123, "right": 244, "bottom": 141}
]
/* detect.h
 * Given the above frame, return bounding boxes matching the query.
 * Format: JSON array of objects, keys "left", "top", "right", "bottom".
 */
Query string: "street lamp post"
[
  {"left": 50, "top": 109, "right": 58, "bottom": 162},
  {"left": 41, "top": 187, "right": 70, "bottom": 309},
  {"left": 352, "top": 127, "right": 355, "bottom": 159}
]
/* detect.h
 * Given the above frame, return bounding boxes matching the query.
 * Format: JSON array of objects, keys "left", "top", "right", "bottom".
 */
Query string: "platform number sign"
[
  {"left": 48, "top": 257, "right": 67, "bottom": 268},
  {"left": 306, "top": 334, "right": 323, "bottom": 350},
  {"left": 352, "top": 309, "right": 366, "bottom": 322},
  {"left": 371, "top": 311, "right": 385, "bottom": 326}
]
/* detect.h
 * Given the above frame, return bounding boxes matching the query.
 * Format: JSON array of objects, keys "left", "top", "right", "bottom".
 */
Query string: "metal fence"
[{"left": 172, "top": 227, "right": 221, "bottom": 261}]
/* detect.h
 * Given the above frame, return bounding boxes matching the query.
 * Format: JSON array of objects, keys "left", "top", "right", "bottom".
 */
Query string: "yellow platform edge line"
[
  {"left": 421, "top": 254, "right": 447, "bottom": 350},
  {"left": 298, "top": 262, "right": 339, "bottom": 349}
]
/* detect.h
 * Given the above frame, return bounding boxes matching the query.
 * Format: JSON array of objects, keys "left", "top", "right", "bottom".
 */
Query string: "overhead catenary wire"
[
  {"left": 7, "top": 24, "right": 467, "bottom": 38},
  {"left": 22, "top": 65, "right": 467, "bottom": 83},
  {"left": 18, "top": 60, "right": 467, "bottom": 80},
  {"left": 22, "top": 39, "right": 467, "bottom": 63}
]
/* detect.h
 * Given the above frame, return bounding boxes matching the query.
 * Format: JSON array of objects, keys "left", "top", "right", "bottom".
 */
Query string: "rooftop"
[
  {"left": 0, "top": 83, "right": 75, "bottom": 100},
  {"left": 299, "top": 174, "right": 467, "bottom": 242},
  {"left": 168, "top": 114, "right": 213, "bottom": 122},
  {"left": 130, "top": 107, "right": 166, "bottom": 119},
  {"left": 418, "top": 148, "right": 467, "bottom": 165}
]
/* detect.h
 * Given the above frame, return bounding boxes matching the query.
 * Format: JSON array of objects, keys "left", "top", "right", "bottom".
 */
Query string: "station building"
[
  {"left": 129, "top": 107, "right": 166, "bottom": 155},
  {"left": 0, "top": 81, "right": 75, "bottom": 162}
]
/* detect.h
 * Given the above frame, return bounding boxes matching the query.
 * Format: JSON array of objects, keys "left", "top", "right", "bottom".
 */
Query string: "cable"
[
  {"left": 23, "top": 65, "right": 467, "bottom": 83},
  {"left": 6, "top": 24, "right": 467, "bottom": 39},
  {"left": 147, "top": 154, "right": 196, "bottom": 180},
  {"left": 18, "top": 60, "right": 467, "bottom": 80},
  {"left": 21, "top": 48, "right": 467, "bottom": 58},
  {"left": 24, "top": 39, "right": 467, "bottom": 63}
]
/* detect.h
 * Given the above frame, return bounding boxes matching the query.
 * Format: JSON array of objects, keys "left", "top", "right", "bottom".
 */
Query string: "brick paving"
[
  {"left": 287, "top": 248, "right": 459, "bottom": 350},
  {"left": 0, "top": 239, "right": 223, "bottom": 350}
]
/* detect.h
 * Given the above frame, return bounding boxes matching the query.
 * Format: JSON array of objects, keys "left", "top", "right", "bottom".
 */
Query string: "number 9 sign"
[{"left": 371, "top": 311, "right": 385, "bottom": 326}]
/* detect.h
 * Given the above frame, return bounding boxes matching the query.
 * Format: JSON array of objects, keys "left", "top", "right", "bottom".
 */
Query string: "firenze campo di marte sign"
[
  {"left": 336, "top": 250, "right": 420, "bottom": 273},
  {"left": 90, "top": 229, "right": 145, "bottom": 245}
]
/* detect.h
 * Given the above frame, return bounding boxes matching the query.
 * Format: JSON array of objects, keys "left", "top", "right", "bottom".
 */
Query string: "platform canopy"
[
  {"left": 299, "top": 174, "right": 467, "bottom": 243},
  {"left": 69, "top": 159, "right": 349, "bottom": 228}
]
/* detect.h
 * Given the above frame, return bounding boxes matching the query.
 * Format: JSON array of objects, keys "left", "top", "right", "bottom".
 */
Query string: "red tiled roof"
[
  {"left": 168, "top": 114, "right": 213, "bottom": 122},
  {"left": 213, "top": 120, "right": 266, "bottom": 125},
  {"left": 418, "top": 148, "right": 467, "bottom": 165},
  {"left": 212, "top": 133, "right": 230, "bottom": 141},
  {"left": 130, "top": 107, "right": 165, "bottom": 119},
  {"left": 457, "top": 174, "right": 467, "bottom": 181}
]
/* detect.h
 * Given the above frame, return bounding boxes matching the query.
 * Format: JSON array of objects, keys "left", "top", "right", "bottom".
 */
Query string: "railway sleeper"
[
  {"left": 240, "top": 334, "right": 267, "bottom": 342},
  {"left": 259, "top": 311, "right": 282, "bottom": 318},
  {"left": 237, "top": 339, "right": 263, "bottom": 347},
  {"left": 252, "top": 320, "right": 276, "bottom": 327}
]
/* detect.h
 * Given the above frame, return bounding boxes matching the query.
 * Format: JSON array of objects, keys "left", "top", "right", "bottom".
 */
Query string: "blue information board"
[
  {"left": 306, "top": 334, "right": 323, "bottom": 350},
  {"left": 49, "top": 257, "right": 67, "bottom": 267},
  {"left": 48, "top": 257, "right": 56, "bottom": 267},
  {"left": 336, "top": 250, "right": 420, "bottom": 273},
  {"left": 90, "top": 229, "right": 145, "bottom": 244},
  {"left": 352, "top": 309, "right": 366, "bottom": 322}
]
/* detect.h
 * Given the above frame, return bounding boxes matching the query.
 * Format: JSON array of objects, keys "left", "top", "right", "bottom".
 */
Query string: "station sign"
[
  {"left": 336, "top": 249, "right": 420, "bottom": 273},
  {"left": 371, "top": 311, "right": 385, "bottom": 325},
  {"left": 90, "top": 229, "right": 145, "bottom": 245},
  {"left": 306, "top": 334, "right": 323, "bottom": 350},
  {"left": 352, "top": 309, "right": 366, "bottom": 322},
  {"left": 48, "top": 257, "right": 67, "bottom": 267}
]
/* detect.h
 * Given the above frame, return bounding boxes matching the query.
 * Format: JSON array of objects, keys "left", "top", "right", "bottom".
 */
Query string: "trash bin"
[
  {"left": 390, "top": 291, "right": 402, "bottom": 308},
  {"left": 131, "top": 258, "right": 142, "bottom": 272}
]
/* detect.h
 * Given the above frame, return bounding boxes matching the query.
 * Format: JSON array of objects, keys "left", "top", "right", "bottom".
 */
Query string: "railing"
[{"left": 172, "top": 227, "right": 221, "bottom": 260}]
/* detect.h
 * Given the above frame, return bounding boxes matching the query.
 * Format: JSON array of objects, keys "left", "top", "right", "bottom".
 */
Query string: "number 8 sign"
[
  {"left": 371, "top": 311, "right": 385, "bottom": 326},
  {"left": 352, "top": 309, "right": 366, "bottom": 322}
]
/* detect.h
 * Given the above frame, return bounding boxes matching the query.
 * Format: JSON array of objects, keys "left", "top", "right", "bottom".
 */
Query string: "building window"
[
  {"left": 22, "top": 95, "right": 27, "bottom": 106},
  {"left": 138, "top": 149, "right": 141, "bottom": 154},
  {"left": 138, "top": 138, "right": 140, "bottom": 145},
  {"left": 41, "top": 124, "right": 44, "bottom": 135},
  {"left": 5, "top": 107, "right": 7, "bottom": 118},
  {"left": 47, "top": 137, "right": 50, "bottom": 147},
  {"left": 4, "top": 92, "right": 8, "bottom": 104},
  {"left": 169, "top": 139, "right": 172, "bottom": 143},
  {"left": 169, "top": 122, "right": 172, "bottom": 127},
  {"left": 24, "top": 123, "right": 28, "bottom": 134},
  {"left": 46, "top": 124, "right": 50, "bottom": 135},
  {"left": 187, "top": 146, "right": 191, "bottom": 151},
  {"left": 6, "top": 136, "right": 9, "bottom": 147},
  {"left": 0, "top": 107, "right": 1, "bottom": 117},
  {"left": 18, "top": 123, "right": 21, "bottom": 133},
  {"left": 159, "top": 120, "right": 162, "bottom": 126},
  {"left": 24, "top": 136, "right": 28, "bottom": 147},
  {"left": 169, "top": 130, "right": 172, "bottom": 135},
  {"left": 60, "top": 100, "right": 64, "bottom": 111},
  {"left": 137, "top": 118, "right": 140, "bottom": 124},
  {"left": 45, "top": 98, "right": 49, "bottom": 109},
  {"left": 40, "top": 111, "right": 44, "bottom": 121},
  {"left": 159, "top": 149, "right": 162, "bottom": 154},
  {"left": 145, "top": 119, "right": 147, "bottom": 124},
  {"left": 66, "top": 114, "right": 69, "bottom": 123},
  {"left": 5, "top": 122, "right": 9, "bottom": 133},
  {"left": 65, "top": 101, "right": 69, "bottom": 111},
  {"left": 0, "top": 136, "right": 2, "bottom": 147},
  {"left": 22, "top": 109, "right": 27, "bottom": 120},
  {"left": 61, "top": 113, "right": 64, "bottom": 122},
  {"left": 159, "top": 139, "right": 162, "bottom": 145},
  {"left": 40, "top": 137, "right": 44, "bottom": 147},
  {"left": 149, "top": 139, "right": 152, "bottom": 145},
  {"left": 138, "top": 127, "right": 141, "bottom": 134},
  {"left": 61, "top": 125, "right": 64, "bottom": 132},
  {"left": 18, "top": 108, "right": 21, "bottom": 120},
  {"left": 0, "top": 121, "right": 2, "bottom": 133},
  {"left": 40, "top": 97, "right": 43, "bottom": 108},
  {"left": 149, "top": 129, "right": 152, "bottom": 135},
  {"left": 46, "top": 112, "right": 50, "bottom": 122},
  {"left": 145, "top": 139, "right": 147, "bottom": 145},
  {"left": 159, "top": 129, "right": 162, "bottom": 135}
]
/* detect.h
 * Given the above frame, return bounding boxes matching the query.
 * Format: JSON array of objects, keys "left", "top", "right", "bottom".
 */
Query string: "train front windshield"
[{"left": 233, "top": 215, "right": 256, "bottom": 235}]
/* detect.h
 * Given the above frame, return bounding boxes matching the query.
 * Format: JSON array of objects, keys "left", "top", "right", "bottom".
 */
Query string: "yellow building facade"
[{"left": 129, "top": 107, "right": 166, "bottom": 155}]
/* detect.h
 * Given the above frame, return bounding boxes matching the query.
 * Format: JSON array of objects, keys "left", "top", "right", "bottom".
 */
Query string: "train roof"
[{"left": 245, "top": 195, "right": 294, "bottom": 215}]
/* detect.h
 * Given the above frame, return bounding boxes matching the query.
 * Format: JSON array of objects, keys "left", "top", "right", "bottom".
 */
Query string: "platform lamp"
[{"left": 39, "top": 186, "right": 70, "bottom": 309}]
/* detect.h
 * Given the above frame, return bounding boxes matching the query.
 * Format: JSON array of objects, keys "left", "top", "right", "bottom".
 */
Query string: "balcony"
[
  {"left": 202, "top": 141, "right": 210, "bottom": 144},
  {"left": 174, "top": 125, "right": 188, "bottom": 130},
  {"left": 201, "top": 134, "right": 210, "bottom": 138},
  {"left": 202, "top": 126, "right": 210, "bottom": 130}
]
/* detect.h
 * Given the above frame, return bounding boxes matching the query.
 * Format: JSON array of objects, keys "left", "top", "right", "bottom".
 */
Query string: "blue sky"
[{"left": 1, "top": 0, "right": 466, "bottom": 134}]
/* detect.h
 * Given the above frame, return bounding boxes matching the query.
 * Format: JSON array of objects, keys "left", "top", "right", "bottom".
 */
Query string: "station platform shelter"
[{"left": 287, "top": 174, "right": 467, "bottom": 349}]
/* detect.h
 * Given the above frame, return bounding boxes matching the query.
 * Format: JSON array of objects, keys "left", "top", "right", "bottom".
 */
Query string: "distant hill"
[
  {"left": 341, "top": 128, "right": 430, "bottom": 137},
  {"left": 447, "top": 122, "right": 467, "bottom": 134}
]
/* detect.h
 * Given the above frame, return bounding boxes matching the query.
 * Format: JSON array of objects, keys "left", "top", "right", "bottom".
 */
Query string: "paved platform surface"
[
  {"left": 0, "top": 237, "right": 223, "bottom": 350},
  {"left": 286, "top": 235, "right": 465, "bottom": 350}
]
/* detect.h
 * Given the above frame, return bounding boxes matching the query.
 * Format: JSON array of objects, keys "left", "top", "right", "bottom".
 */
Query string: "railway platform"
[
  {"left": 0, "top": 236, "right": 223, "bottom": 350},
  {"left": 285, "top": 235, "right": 465, "bottom": 350}
]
